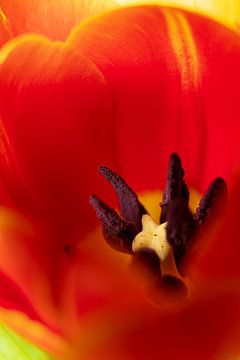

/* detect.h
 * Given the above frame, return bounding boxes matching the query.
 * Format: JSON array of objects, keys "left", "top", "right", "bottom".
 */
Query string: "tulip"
[{"left": 0, "top": 3, "right": 240, "bottom": 360}]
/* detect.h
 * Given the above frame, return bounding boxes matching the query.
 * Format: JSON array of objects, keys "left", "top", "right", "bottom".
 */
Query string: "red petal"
[
  {"left": 0, "top": 206, "right": 64, "bottom": 329},
  {"left": 118, "top": 293, "right": 240, "bottom": 360},
  {"left": 188, "top": 171, "right": 240, "bottom": 278},
  {"left": 0, "top": 35, "right": 121, "bottom": 331},
  {"left": 0, "top": 270, "right": 42, "bottom": 321},
  {"left": 69, "top": 6, "right": 240, "bottom": 192},
  {"left": 0, "top": 35, "right": 114, "bottom": 240},
  {"left": 0, "top": 8, "right": 240, "bottom": 358}
]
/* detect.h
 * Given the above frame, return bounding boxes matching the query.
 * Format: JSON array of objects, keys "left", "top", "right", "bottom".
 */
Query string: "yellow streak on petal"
[
  {"left": 0, "top": 6, "right": 12, "bottom": 37},
  {"left": 0, "top": 7, "right": 7, "bottom": 23},
  {"left": 162, "top": 8, "right": 200, "bottom": 91},
  {"left": 0, "top": 309, "right": 66, "bottom": 356}
]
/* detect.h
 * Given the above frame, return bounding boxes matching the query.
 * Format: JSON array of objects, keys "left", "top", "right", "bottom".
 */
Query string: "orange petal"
[
  {"left": 0, "top": 0, "right": 118, "bottom": 47},
  {"left": 62, "top": 273, "right": 240, "bottom": 360},
  {"left": 117, "top": 293, "right": 240, "bottom": 360},
  {"left": 0, "top": 206, "right": 64, "bottom": 329},
  {"left": 59, "top": 228, "right": 240, "bottom": 359}
]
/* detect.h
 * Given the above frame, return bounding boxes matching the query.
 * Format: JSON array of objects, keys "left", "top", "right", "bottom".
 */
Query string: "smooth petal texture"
[
  {"left": 0, "top": 270, "right": 42, "bottom": 321},
  {"left": 0, "top": 206, "right": 62, "bottom": 329},
  {"left": 0, "top": 34, "right": 116, "bottom": 331},
  {"left": 0, "top": 34, "right": 114, "bottom": 237},
  {"left": 62, "top": 275, "right": 240, "bottom": 359},
  {"left": 69, "top": 6, "right": 240, "bottom": 193},
  {"left": 117, "top": 0, "right": 240, "bottom": 30},
  {"left": 118, "top": 293, "right": 240, "bottom": 360},
  {"left": 0, "top": 0, "right": 118, "bottom": 47}
]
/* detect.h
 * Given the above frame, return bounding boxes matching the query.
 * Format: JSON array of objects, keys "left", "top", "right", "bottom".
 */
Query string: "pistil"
[
  {"left": 132, "top": 215, "right": 170, "bottom": 263},
  {"left": 132, "top": 214, "right": 186, "bottom": 286}
]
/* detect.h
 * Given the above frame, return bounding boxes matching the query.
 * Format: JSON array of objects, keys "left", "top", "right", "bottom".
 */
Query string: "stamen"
[
  {"left": 90, "top": 195, "right": 137, "bottom": 254},
  {"left": 90, "top": 153, "right": 227, "bottom": 299},
  {"left": 194, "top": 177, "right": 227, "bottom": 224},
  {"left": 99, "top": 166, "right": 147, "bottom": 232},
  {"left": 160, "top": 153, "right": 189, "bottom": 223},
  {"left": 163, "top": 154, "right": 196, "bottom": 267}
]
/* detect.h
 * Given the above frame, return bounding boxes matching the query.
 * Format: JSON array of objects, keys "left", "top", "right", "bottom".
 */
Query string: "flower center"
[{"left": 90, "top": 153, "right": 227, "bottom": 300}]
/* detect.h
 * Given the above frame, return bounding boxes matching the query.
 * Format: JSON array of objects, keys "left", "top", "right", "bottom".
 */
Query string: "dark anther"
[
  {"left": 194, "top": 177, "right": 228, "bottom": 224},
  {"left": 167, "top": 200, "right": 196, "bottom": 271},
  {"left": 161, "top": 154, "right": 196, "bottom": 268},
  {"left": 99, "top": 166, "right": 147, "bottom": 232},
  {"left": 160, "top": 184, "right": 170, "bottom": 224},
  {"left": 160, "top": 153, "right": 189, "bottom": 223},
  {"left": 90, "top": 195, "right": 137, "bottom": 254}
]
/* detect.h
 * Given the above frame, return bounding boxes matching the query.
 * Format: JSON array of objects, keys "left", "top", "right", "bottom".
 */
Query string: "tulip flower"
[{"left": 1, "top": 2, "right": 240, "bottom": 360}]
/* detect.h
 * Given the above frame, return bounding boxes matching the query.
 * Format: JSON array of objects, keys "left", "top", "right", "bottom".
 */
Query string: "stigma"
[{"left": 132, "top": 215, "right": 170, "bottom": 262}]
